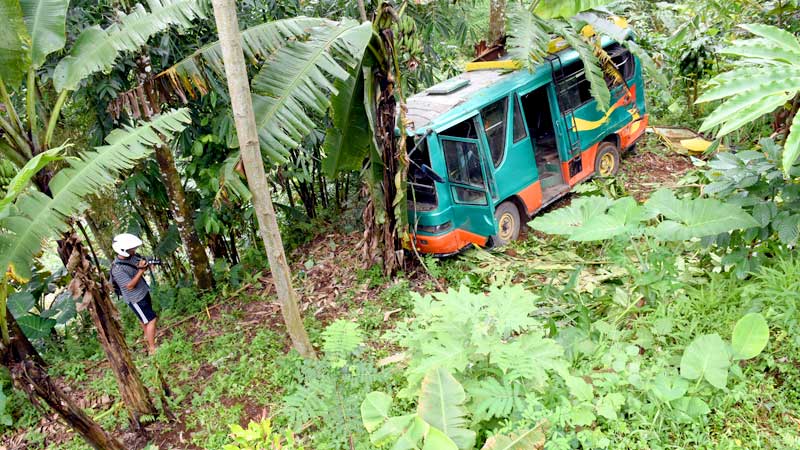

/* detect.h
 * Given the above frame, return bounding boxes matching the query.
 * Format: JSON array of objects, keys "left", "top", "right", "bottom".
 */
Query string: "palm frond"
[
  {"left": 505, "top": 3, "right": 551, "bottom": 68},
  {"left": 0, "top": 144, "right": 68, "bottom": 212},
  {"left": 576, "top": 12, "right": 667, "bottom": 86},
  {"left": 21, "top": 0, "right": 69, "bottom": 68},
  {"left": 550, "top": 20, "right": 611, "bottom": 111},
  {"left": 249, "top": 20, "right": 373, "bottom": 162},
  {"left": 695, "top": 24, "right": 800, "bottom": 172},
  {"left": 159, "top": 17, "right": 331, "bottom": 96},
  {"left": 53, "top": 0, "right": 207, "bottom": 92},
  {"left": 0, "top": 109, "right": 191, "bottom": 281}
]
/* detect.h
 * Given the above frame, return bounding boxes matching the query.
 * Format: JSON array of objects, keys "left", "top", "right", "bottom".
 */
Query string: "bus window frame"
[{"left": 439, "top": 135, "right": 491, "bottom": 206}]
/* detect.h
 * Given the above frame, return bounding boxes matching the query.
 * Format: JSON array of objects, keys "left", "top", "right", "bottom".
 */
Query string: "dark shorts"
[{"left": 128, "top": 293, "right": 157, "bottom": 324}]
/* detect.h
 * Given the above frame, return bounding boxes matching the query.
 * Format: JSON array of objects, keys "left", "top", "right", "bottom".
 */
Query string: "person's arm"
[{"left": 126, "top": 259, "right": 149, "bottom": 290}]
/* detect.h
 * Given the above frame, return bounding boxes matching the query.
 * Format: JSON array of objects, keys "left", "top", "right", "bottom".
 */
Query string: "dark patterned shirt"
[{"left": 111, "top": 256, "right": 150, "bottom": 304}]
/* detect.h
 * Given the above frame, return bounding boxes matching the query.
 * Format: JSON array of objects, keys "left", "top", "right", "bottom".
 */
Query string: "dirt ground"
[{"left": 2, "top": 143, "right": 696, "bottom": 450}]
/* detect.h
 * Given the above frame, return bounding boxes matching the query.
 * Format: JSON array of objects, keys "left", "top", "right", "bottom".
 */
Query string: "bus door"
[{"left": 439, "top": 135, "right": 496, "bottom": 237}]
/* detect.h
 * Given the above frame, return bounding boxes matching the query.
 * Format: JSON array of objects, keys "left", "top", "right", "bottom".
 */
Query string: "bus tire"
[
  {"left": 492, "top": 201, "right": 521, "bottom": 247},
  {"left": 595, "top": 141, "right": 621, "bottom": 177}
]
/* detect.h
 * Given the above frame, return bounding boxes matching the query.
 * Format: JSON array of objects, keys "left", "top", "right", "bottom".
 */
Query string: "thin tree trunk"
[
  {"left": 211, "top": 0, "right": 316, "bottom": 358},
  {"left": 62, "top": 233, "right": 158, "bottom": 428},
  {"left": 85, "top": 215, "right": 114, "bottom": 262},
  {"left": 489, "top": 0, "right": 506, "bottom": 43},
  {"left": 153, "top": 145, "right": 214, "bottom": 291}
]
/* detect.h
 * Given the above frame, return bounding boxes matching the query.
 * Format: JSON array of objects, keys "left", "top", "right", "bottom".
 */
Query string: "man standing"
[{"left": 111, "top": 233, "right": 158, "bottom": 355}]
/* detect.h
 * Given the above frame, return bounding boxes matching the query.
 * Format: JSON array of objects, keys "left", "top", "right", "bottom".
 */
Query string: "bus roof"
[{"left": 405, "top": 34, "right": 626, "bottom": 134}]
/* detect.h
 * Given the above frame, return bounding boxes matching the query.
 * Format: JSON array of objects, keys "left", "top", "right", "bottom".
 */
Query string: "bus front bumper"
[{"left": 405, "top": 229, "right": 489, "bottom": 257}]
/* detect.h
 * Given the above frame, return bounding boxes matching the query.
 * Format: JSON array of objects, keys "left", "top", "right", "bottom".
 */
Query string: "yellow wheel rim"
[
  {"left": 599, "top": 152, "right": 616, "bottom": 176},
  {"left": 497, "top": 212, "right": 516, "bottom": 242}
]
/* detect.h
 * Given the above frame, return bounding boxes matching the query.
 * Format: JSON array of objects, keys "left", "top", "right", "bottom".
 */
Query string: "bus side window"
[
  {"left": 557, "top": 61, "right": 593, "bottom": 112},
  {"left": 512, "top": 96, "right": 527, "bottom": 143},
  {"left": 481, "top": 98, "right": 509, "bottom": 168}
]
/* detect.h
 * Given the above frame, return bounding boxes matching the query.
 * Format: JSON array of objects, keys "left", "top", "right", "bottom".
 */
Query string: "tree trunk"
[
  {"left": 62, "top": 233, "right": 158, "bottom": 428},
  {"left": 210, "top": 0, "right": 316, "bottom": 358},
  {"left": 8, "top": 356, "right": 124, "bottom": 450},
  {"left": 153, "top": 144, "right": 214, "bottom": 291},
  {"left": 489, "top": 0, "right": 506, "bottom": 43},
  {"left": 365, "top": 9, "right": 409, "bottom": 275}
]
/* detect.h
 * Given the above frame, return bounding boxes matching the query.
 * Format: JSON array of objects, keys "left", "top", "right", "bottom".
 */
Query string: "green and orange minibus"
[{"left": 406, "top": 32, "right": 648, "bottom": 256}]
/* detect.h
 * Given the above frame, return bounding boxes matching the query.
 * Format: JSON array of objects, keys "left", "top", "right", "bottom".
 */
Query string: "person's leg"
[{"left": 144, "top": 318, "right": 157, "bottom": 355}]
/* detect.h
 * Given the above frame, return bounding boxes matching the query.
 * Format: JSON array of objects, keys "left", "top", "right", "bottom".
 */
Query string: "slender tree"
[{"left": 209, "top": 0, "right": 316, "bottom": 358}]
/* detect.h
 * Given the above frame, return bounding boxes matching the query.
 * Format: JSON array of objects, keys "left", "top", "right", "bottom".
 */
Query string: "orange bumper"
[{"left": 407, "top": 229, "right": 489, "bottom": 256}]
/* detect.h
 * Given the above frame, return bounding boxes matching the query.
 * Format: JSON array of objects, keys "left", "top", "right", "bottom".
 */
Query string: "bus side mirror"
[{"left": 421, "top": 164, "right": 445, "bottom": 183}]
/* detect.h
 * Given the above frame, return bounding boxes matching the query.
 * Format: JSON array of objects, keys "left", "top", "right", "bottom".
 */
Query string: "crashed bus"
[{"left": 405, "top": 31, "right": 648, "bottom": 256}]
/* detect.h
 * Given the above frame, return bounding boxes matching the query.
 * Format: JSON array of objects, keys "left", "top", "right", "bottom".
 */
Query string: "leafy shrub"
[
  {"left": 369, "top": 285, "right": 775, "bottom": 449},
  {"left": 224, "top": 418, "right": 304, "bottom": 450}
]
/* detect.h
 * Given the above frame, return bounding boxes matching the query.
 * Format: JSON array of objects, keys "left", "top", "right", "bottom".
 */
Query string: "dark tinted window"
[
  {"left": 556, "top": 60, "right": 593, "bottom": 112},
  {"left": 512, "top": 96, "right": 527, "bottom": 142},
  {"left": 481, "top": 98, "right": 508, "bottom": 167},
  {"left": 452, "top": 186, "right": 487, "bottom": 205},
  {"left": 604, "top": 44, "right": 636, "bottom": 86},
  {"left": 442, "top": 139, "right": 484, "bottom": 188},
  {"left": 441, "top": 118, "right": 478, "bottom": 139}
]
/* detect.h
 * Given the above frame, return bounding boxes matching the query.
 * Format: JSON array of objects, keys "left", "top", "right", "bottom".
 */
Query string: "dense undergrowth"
[{"left": 6, "top": 158, "right": 800, "bottom": 448}]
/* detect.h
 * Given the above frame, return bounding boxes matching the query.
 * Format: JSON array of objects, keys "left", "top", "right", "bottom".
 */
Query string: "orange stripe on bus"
[
  {"left": 562, "top": 143, "right": 600, "bottom": 186},
  {"left": 517, "top": 181, "right": 543, "bottom": 214}
]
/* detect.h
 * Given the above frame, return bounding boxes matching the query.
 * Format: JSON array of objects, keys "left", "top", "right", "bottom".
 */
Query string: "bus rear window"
[{"left": 407, "top": 136, "right": 438, "bottom": 211}]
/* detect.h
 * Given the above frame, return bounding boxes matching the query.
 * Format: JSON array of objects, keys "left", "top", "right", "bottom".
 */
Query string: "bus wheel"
[
  {"left": 595, "top": 142, "right": 621, "bottom": 177},
  {"left": 493, "top": 202, "right": 521, "bottom": 247}
]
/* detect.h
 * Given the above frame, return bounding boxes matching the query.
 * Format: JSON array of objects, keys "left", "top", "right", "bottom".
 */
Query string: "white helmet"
[{"left": 112, "top": 233, "right": 143, "bottom": 257}]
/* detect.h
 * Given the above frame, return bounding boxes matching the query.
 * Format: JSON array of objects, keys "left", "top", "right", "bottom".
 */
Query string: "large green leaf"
[
  {"left": 361, "top": 391, "right": 393, "bottom": 433},
  {"left": 7, "top": 290, "right": 35, "bottom": 317},
  {"left": 250, "top": 20, "right": 372, "bottom": 162},
  {"left": 0, "top": 389, "right": 12, "bottom": 426},
  {"left": 20, "top": 0, "right": 68, "bottom": 68},
  {"left": 53, "top": 0, "right": 206, "bottom": 92},
  {"left": 160, "top": 17, "right": 329, "bottom": 95},
  {"left": 481, "top": 425, "right": 547, "bottom": 450},
  {"left": 679, "top": 334, "right": 731, "bottom": 389},
  {"left": 731, "top": 313, "right": 769, "bottom": 360},
  {"left": 0, "top": 109, "right": 191, "bottom": 281},
  {"left": 696, "top": 24, "right": 800, "bottom": 174},
  {"left": 322, "top": 68, "right": 371, "bottom": 177},
  {"left": 783, "top": 106, "right": 800, "bottom": 171},
  {"left": 417, "top": 368, "right": 476, "bottom": 450},
  {"left": 0, "top": 0, "right": 31, "bottom": 87},
  {"left": 645, "top": 189, "right": 759, "bottom": 241},
  {"left": 0, "top": 144, "right": 68, "bottom": 212},
  {"left": 16, "top": 314, "right": 55, "bottom": 340},
  {"left": 534, "top": 0, "right": 613, "bottom": 18}
]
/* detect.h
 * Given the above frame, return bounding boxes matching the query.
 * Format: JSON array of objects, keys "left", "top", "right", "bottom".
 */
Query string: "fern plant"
[
  {"left": 696, "top": 24, "right": 800, "bottom": 172},
  {"left": 280, "top": 320, "right": 389, "bottom": 450}
]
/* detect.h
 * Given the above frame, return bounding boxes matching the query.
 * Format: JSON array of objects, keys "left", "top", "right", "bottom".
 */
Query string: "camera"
[{"left": 145, "top": 257, "right": 162, "bottom": 266}]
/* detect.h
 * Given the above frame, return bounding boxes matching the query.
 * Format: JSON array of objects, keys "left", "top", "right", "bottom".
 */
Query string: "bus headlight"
[{"left": 415, "top": 221, "right": 452, "bottom": 234}]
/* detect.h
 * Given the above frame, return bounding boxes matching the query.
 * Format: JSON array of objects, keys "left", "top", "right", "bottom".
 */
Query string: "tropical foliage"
[{"left": 5, "top": 1, "right": 800, "bottom": 449}]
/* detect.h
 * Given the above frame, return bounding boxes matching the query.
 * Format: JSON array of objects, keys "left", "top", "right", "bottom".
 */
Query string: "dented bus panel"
[{"left": 406, "top": 35, "right": 648, "bottom": 256}]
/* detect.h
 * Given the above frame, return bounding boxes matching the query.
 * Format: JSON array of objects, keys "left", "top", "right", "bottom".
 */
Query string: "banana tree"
[
  {"left": 0, "top": 0, "right": 206, "bottom": 442},
  {"left": 0, "top": 108, "right": 191, "bottom": 448}
]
